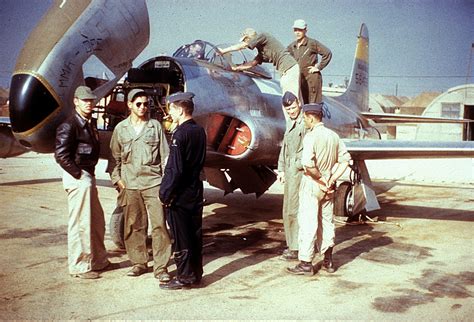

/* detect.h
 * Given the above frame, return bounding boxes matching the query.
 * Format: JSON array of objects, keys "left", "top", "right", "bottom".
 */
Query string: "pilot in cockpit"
[{"left": 186, "top": 41, "right": 205, "bottom": 60}]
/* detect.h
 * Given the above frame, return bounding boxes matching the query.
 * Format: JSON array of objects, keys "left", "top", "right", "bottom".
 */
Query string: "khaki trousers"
[
  {"left": 124, "top": 186, "right": 171, "bottom": 274},
  {"left": 297, "top": 176, "right": 335, "bottom": 262},
  {"left": 62, "top": 170, "right": 108, "bottom": 275},
  {"left": 282, "top": 166, "right": 302, "bottom": 251},
  {"left": 280, "top": 64, "right": 302, "bottom": 103}
]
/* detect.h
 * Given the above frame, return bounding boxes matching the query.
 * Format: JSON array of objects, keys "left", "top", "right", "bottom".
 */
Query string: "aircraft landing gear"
[{"left": 334, "top": 181, "right": 364, "bottom": 222}]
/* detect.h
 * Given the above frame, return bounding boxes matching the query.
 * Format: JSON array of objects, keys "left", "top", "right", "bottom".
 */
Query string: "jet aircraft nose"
[{"left": 9, "top": 73, "right": 60, "bottom": 151}]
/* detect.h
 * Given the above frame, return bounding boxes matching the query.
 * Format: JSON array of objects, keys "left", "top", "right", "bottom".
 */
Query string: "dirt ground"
[{"left": 0, "top": 152, "right": 473, "bottom": 319}]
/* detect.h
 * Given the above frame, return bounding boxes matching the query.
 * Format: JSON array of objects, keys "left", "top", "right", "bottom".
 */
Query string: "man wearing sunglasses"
[
  {"left": 288, "top": 19, "right": 332, "bottom": 104},
  {"left": 110, "top": 89, "right": 172, "bottom": 282}
]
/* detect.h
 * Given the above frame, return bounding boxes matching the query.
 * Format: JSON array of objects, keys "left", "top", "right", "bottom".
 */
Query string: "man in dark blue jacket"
[{"left": 159, "top": 92, "right": 207, "bottom": 290}]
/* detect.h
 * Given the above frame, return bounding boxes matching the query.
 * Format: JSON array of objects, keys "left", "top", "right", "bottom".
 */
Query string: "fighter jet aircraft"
[{"left": 6, "top": 0, "right": 474, "bottom": 229}]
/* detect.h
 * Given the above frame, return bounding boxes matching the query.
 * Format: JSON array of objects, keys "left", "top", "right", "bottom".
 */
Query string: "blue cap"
[
  {"left": 303, "top": 103, "right": 323, "bottom": 113},
  {"left": 166, "top": 91, "right": 195, "bottom": 104},
  {"left": 282, "top": 91, "right": 298, "bottom": 107}
]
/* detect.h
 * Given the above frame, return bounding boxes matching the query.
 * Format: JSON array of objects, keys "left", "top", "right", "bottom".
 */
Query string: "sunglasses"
[{"left": 135, "top": 102, "right": 149, "bottom": 108}]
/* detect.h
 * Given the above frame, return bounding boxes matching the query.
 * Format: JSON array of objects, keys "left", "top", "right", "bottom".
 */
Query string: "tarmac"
[{"left": 0, "top": 152, "right": 473, "bottom": 319}]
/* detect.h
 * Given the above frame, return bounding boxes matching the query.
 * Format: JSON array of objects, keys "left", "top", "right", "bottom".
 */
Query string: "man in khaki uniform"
[
  {"left": 287, "top": 103, "right": 351, "bottom": 276},
  {"left": 110, "top": 89, "right": 172, "bottom": 282},
  {"left": 276, "top": 92, "right": 305, "bottom": 260},
  {"left": 288, "top": 19, "right": 332, "bottom": 104}
]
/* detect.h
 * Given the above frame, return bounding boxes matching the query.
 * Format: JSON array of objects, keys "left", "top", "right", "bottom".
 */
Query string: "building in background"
[{"left": 396, "top": 85, "right": 474, "bottom": 141}]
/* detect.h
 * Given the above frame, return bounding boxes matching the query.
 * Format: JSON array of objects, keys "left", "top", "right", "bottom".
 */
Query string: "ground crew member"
[
  {"left": 110, "top": 89, "right": 171, "bottom": 281},
  {"left": 288, "top": 19, "right": 332, "bottom": 104},
  {"left": 287, "top": 103, "right": 351, "bottom": 275},
  {"left": 218, "top": 28, "right": 301, "bottom": 103},
  {"left": 55, "top": 85, "right": 110, "bottom": 279},
  {"left": 276, "top": 92, "right": 306, "bottom": 260},
  {"left": 159, "top": 92, "right": 207, "bottom": 290}
]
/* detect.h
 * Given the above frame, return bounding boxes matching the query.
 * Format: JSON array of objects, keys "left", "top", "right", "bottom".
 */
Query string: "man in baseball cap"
[
  {"left": 288, "top": 19, "right": 332, "bottom": 104},
  {"left": 55, "top": 85, "right": 109, "bottom": 279},
  {"left": 110, "top": 87, "right": 172, "bottom": 281},
  {"left": 218, "top": 28, "right": 301, "bottom": 108},
  {"left": 292, "top": 19, "right": 307, "bottom": 30}
]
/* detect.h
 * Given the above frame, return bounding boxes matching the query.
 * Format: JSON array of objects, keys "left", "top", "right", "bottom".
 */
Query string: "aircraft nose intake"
[{"left": 9, "top": 74, "right": 59, "bottom": 133}]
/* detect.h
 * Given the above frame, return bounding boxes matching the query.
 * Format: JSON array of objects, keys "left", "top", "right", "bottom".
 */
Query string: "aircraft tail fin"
[{"left": 339, "top": 23, "right": 369, "bottom": 112}]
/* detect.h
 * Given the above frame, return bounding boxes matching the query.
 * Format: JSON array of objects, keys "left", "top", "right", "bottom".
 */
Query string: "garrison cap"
[
  {"left": 240, "top": 28, "right": 257, "bottom": 42},
  {"left": 127, "top": 88, "right": 147, "bottom": 102},
  {"left": 74, "top": 86, "right": 97, "bottom": 100},
  {"left": 166, "top": 91, "right": 195, "bottom": 104},
  {"left": 303, "top": 103, "right": 323, "bottom": 113},
  {"left": 293, "top": 19, "right": 307, "bottom": 29},
  {"left": 282, "top": 91, "right": 298, "bottom": 107}
]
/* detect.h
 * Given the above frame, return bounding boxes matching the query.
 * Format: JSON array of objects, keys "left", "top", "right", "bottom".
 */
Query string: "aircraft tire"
[
  {"left": 334, "top": 181, "right": 352, "bottom": 217},
  {"left": 109, "top": 205, "right": 125, "bottom": 249}
]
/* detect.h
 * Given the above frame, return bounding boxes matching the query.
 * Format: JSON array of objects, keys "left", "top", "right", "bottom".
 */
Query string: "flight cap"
[
  {"left": 240, "top": 28, "right": 257, "bottom": 42},
  {"left": 303, "top": 103, "right": 323, "bottom": 113},
  {"left": 166, "top": 91, "right": 195, "bottom": 104},
  {"left": 127, "top": 88, "right": 147, "bottom": 102},
  {"left": 282, "top": 91, "right": 298, "bottom": 107},
  {"left": 293, "top": 19, "right": 307, "bottom": 29},
  {"left": 74, "top": 86, "right": 97, "bottom": 100}
]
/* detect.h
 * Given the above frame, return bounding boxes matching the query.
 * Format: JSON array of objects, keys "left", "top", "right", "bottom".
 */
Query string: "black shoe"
[
  {"left": 322, "top": 247, "right": 335, "bottom": 273},
  {"left": 159, "top": 278, "right": 193, "bottom": 290},
  {"left": 126, "top": 265, "right": 148, "bottom": 277},
  {"left": 280, "top": 249, "right": 298, "bottom": 261},
  {"left": 286, "top": 261, "right": 314, "bottom": 275}
]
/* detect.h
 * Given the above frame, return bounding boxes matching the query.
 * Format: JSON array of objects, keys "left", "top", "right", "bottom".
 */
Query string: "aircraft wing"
[
  {"left": 345, "top": 139, "right": 474, "bottom": 160},
  {"left": 361, "top": 112, "right": 472, "bottom": 124}
]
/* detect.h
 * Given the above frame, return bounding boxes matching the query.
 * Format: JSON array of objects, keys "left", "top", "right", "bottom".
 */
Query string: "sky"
[{"left": 0, "top": 0, "right": 472, "bottom": 97}]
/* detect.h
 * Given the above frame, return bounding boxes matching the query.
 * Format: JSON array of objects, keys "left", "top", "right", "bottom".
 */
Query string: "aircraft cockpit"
[{"left": 173, "top": 40, "right": 272, "bottom": 79}]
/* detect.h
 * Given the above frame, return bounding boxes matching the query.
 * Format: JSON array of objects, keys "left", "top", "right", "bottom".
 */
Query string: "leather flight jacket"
[{"left": 55, "top": 111, "right": 100, "bottom": 179}]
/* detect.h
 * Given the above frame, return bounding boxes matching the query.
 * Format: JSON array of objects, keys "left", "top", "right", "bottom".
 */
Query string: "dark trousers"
[
  {"left": 301, "top": 72, "right": 322, "bottom": 104},
  {"left": 167, "top": 204, "right": 203, "bottom": 284}
]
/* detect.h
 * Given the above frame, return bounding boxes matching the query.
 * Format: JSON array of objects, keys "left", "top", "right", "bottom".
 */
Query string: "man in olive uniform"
[
  {"left": 287, "top": 103, "right": 351, "bottom": 276},
  {"left": 159, "top": 92, "right": 207, "bottom": 290},
  {"left": 219, "top": 28, "right": 301, "bottom": 103},
  {"left": 110, "top": 89, "right": 171, "bottom": 282},
  {"left": 276, "top": 92, "right": 305, "bottom": 260},
  {"left": 288, "top": 19, "right": 332, "bottom": 104}
]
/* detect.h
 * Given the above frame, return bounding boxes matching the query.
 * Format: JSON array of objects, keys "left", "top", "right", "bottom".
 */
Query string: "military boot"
[
  {"left": 322, "top": 247, "right": 335, "bottom": 273},
  {"left": 286, "top": 261, "right": 314, "bottom": 275}
]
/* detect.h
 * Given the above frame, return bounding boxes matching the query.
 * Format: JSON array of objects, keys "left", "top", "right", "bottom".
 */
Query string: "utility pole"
[{"left": 466, "top": 43, "right": 473, "bottom": 85}]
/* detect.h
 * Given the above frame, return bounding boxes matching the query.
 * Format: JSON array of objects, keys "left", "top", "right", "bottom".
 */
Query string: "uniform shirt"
[
  {"left": 288, "top": 37, "right": 332, "bottom": 76},
  {"left": 277, "top": 112, "right": 305, "bottom": 172},
  {"left": 247, "top": 32, "right": 297, "bottom": 75},
  {"left": 159, "top": 119, "right": 206, "bottom": 208},
  {"left": 301, "top": 123, "right": 351, "bottom": 178},
  {"left": 110, "top": 117, "right": 169, "bottom": 190}
]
